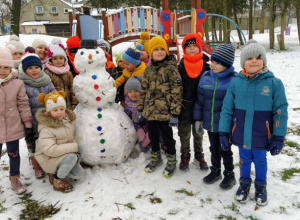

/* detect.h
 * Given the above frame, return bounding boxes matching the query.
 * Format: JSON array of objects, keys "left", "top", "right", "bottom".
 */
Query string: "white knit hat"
[
  {"left": 48, "top": 43, "right": 67, "bottom": 61},
  {"left": 32, "top": 38, "right": 47, "bottom": 49},
  {"left": 6, "top": 34, "right": 25, "bottom": 54},
  {"left": 0, "top": 47, "right": 14, "bottom": 67}
]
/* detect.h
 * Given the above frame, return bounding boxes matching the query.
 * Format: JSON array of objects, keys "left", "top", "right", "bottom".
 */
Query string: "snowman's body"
[{"left": 73, "top": 47, "right": 136, "bottom": 165}]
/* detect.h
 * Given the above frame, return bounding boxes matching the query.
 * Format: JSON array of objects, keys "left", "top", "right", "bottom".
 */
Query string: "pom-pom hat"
[
  {"left": 137, "top": 32, "right": 150, "bottom": 53},
  {"left": 148, "top": 36, "right": 169, "bottom": 58},
  {"left": 211, "top": 43, "right": 235, "bottom": 68},
  {"left": 0, "top": 47, "right": 14, "bottom": 68},
  {"left": 32, "top": 38, "right": 47, "bottom": 49},
  {"left": 125, "top": 76, "right": 142, "bottom": 94},
  {"left": 47, "top": 43, "right": 67, "bottom": 60},
  {"left": 21, "top": 53, "right": 43, "bottom": 72},
  {"left": 240, "top": 39, "right": 267, "bottom": 68},
  {"left": 122, "top": 44, "right": 143, "bottom": 66},
  {"left": 37, "top": 91, "right": 66, "bottom": 112},
  {"left": 6, "top": 34, "right": 25, "bottom": 54}
]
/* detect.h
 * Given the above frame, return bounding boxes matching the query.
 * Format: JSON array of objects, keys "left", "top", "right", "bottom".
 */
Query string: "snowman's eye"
[
  {"left": 96, "top": 51, "right": 99, "bottom": 54},
  {"left": 80, "top": 51, "right": 84, "bottom": 55}
]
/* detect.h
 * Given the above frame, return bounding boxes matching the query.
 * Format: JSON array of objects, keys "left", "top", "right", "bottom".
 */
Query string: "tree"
[
  {"left": 10, "top": 0, "right": 21, "bottom": 35},
  {"left": 259, "top": 0, "right": 267, "bottom": 33},
  {"left": 249, "top": 0, "right": 253, "bottom": 39},
  {"left": 269, "top": 0, "right": 275, "bottom": 49}
]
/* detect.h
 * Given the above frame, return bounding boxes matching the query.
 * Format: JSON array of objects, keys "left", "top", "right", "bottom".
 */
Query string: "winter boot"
[
  {"left": 203, "top": 166, "right": 222, "bottom": 184},
  {"left": 9, "top": 175, "right": 27, "bottom": 195},
  {"left": 255, "top": 180, "right": 268, "bottom": 206},
  {"left": 53, "top": 177, "right": 73, "bottom": 193},
  {"left": 194, "top": 152, "right": 209, "bottom": 170},
  {"left": 144, "top": 151, "right": 163, "bottom": 173},
  {"left": 235, "top": 177, "right": 252, "bottom": 203},
  {"left": 179, "top": 153, "right": 190, "bottom": 171},
  {"left": 219, "top": 170, "right": 237, "bottom": 190},
  {"left": 30, "top": 156, "right": 45, "bottom": 179},
  {"left": 163, "top": 154, "right": 177, "bottom": 178}
]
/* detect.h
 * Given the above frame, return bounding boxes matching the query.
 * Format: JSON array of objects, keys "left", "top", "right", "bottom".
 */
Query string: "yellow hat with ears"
[
  {"left": 148, "top": 36, "right": 169, "bottom": 58},
  {"left": 38, "top": 91, "right": 66, "bottom": 112},
  {"left": 137, "top": 31, "right": 150, "bottom": 54}
]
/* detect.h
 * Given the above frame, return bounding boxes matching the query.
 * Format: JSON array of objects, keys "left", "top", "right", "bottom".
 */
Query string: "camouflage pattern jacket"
[{"left": 137, "top": 55, "right": 183, "bottom": 121}]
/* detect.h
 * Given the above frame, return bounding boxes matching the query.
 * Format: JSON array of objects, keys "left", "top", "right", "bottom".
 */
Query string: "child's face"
[
  {"left": 127, "top": 90, "right": 140, "bottom": 101},
  {"left": 211, "top": 61, "right": 227, "bottom": 73},
  {"left": 0, "top": 66, "right": 11, "bottom": 79},
  {"left": 49, "top": 106, "right": 66, "bottom": 120},
  {"left": 12, "top": 52, "right": 23, "bottom": 60},
  {"left": 118, "top": 59, "right": 126, "bottom": 69},
  {"left": 25, "top": 66, "right": 42, "bottom": 79},
  {"left": 244, "top": 56, "right": 264, "bottom": 75},
  {"left": 35, "top": 45, "right": 48, "bottom": 60},
  {"left": 140, "top": 51, "right": 149, "bottom": 62},
  {"left": 152, "top": 47, "right": 167, "bottom": 61},
  {"left": 51, "top": 56, "right": 65, "bottom": 67},
  {"left": 185, "top": 43, "right": 200, "bottom": 56},
  {"left": 124, "top": 60, "right": 136, "bottom": 72}
]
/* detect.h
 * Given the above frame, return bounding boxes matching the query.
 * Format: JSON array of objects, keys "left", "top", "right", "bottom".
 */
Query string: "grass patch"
[
  {"left": 292, "top": 107, "right": 300, "bottom": 111},
  {"left": 285, "top": 140, "right": 300, "bottom": 149},
  {"left": 150, "top": 197, "right": 162, "bottom": 204},
  {"left": 216, "top": 214, "right": 236, "bottom": 220},
  {"left": 246, "top": 215, "right": 260, "bottom": 220},
  {"left": 224, "top": 202, "right": 239, "bottom": 213},
  {"left": 175, "top": 188, "right": 193, "bottom": 196},
  {"left": 0, "top": 200, "right": 7, "bottom": 214},
  {"left": 292, "top": 202, "right": 300, "bottom": 209},
  {"left": 281, "top": 168, "right": 300, "bottom": 180},
  {"left": 281, "top": 149, "right": 295, "bottom": 156},
  {"left": 115, "top": 202, "right": 135, "bottom": 210},
  {"left": 168, "top": 208, "right": 179, "bottom": 215},
  {"left": 1, "top": 150, "right": 6, "bottom": 157}
]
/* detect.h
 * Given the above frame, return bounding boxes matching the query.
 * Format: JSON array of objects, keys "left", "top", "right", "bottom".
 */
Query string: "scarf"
[
  {"left": 19, "top": 70, "right": 52, "bottom": 88},
  {"left": 183, "top": 53, "right": 204, "bottom": 78},
  {"left": 0, "top": 73, "right": 12, "bottom": 85},
  {"left": 67, "top": 50, "right": 80, "bottom": 74},
  {"left": 242, "top": 66, "right": 269, "bottom": 80},
  {"left": 44, "top": 60, "right": 70, "bottom": 75}
]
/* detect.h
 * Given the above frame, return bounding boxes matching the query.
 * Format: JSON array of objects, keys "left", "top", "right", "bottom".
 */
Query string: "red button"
[{"left": 96, "top": 97, "right": 101, "bottom": 101}]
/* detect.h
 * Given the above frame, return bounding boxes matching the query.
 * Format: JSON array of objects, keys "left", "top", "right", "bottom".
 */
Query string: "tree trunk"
[
  {"left": 259, "top": 0, "right": 266, "bottom": 33},
  {"left": 204, "top": 20, "right": 210, "bottom": 42},
  {"left": 279, "top": 0, "right": 287, "bottom": 50},
  {"left": 297, "top": 6, "right": 300, "bottom": 43},
  {"left": 249, "top": 0, "right": 253, "bottom": 39},
  {"left": 269, "top": 0, "right": 275, "bottom": 49},
  {"left": 11, "top": 0, "right": 21, "bottom": 36},
  {"left": 232, "top": 3, "right": 244, "bottom": 45},
  {"left": 222, "top": 0, "right": 228, "bottom": 42}
]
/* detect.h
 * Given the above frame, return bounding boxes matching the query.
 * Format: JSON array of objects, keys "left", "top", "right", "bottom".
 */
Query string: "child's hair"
[
  {"left": 32, "top": 38, "right": 47, "bottom": 49},
  {"left": 240, "top": 39, "right": 267, "bottom": 68},
  {"left": 182, "top": 33, "right": 202, "bottom": 52},
  {"left": 0, "top": 46, "right": 14, "bottom": 67},
  {"left": 137, "top": 31, "right": 150, "bottom": 54},
  {"left": 97, "top": 39, "right": 111, "bottom": 52},
  {"left": 148, "top": 36, "right": 169, "bottom": 58},
  {"left": 21, "top": 53, "right": 43, "bottom": 72},
  {"left": 37, "top": 91, "right": 66, "bottom": 112},
  {"left": 211, "top": 43, "right": 235, "bottom": 68},
  {"left": 6, "top": 34, "right": 25, "bottom": 54},
  {"left": 47, "top": 42, "right": 67, "bottom": 62},
  {"left": 122, "top": 44, "right": 143, "bottom": 66},
  {"left": 125, "top": 76, "right": 142, "bottom": 94}
]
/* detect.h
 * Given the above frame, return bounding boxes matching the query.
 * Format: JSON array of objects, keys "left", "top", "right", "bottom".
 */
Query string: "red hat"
[
  {"left": 182, "top": 33, "right": 202, "bottom": 54},
  {"left": 66, "top": 36, "right": 81, "bottom": 49}
]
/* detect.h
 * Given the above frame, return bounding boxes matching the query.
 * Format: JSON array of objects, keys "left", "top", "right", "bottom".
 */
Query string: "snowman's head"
[{"left": 74, "top": 47, "right": 106, "bottom": 73}]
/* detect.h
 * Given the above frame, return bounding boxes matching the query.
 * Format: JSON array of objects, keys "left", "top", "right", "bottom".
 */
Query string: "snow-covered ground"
[{"left": 0, "top": 24, "right": 300, "bottom": 220}]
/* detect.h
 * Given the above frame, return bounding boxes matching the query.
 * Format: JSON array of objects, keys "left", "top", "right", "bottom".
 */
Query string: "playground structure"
[{"left": 68, "top": 0, "right": 246, "bottom": 57}]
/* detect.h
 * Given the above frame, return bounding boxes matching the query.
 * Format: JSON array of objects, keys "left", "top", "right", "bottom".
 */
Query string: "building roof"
[{"left": 21, "top": 21, "right": 50, "bottom": 26}]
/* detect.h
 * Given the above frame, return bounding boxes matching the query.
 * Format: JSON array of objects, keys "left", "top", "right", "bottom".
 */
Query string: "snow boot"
[
  {"left": 255, "top": 180, "right": 268, "bottom": 206},
  {"left": 203, "top": 166, "right": 221, "bottom": 184},
  {"left": 219, "top": 170, "right": 237, "bottom": 190},
  {"left": 30, "top": 156, "right": 45, "bottom": 179},
  {"left": 9, "top": 174, "right": 27, "bottom": 195},
  {"left": 144, "top": 151, "right": 163, "bottom": 173},
  {"left": 53, "top": 177, "right": 73, "bottom": 193},
  {"left": 179, "top": 152, "right": 190, "bottom": 171},
  {"left": 163, "top": 154, "right": 177, "bottom": 178},
  {"left": 235, "top": 177, "right": 252, "bottom": 203},
  {"left": 194, "top": 152, "right": 209, "bottom": 170}
]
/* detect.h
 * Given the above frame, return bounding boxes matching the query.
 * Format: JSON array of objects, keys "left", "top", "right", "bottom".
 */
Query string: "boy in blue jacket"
[
  {"left": 219, "top": 40, "right": 288, "bottom": 206},
  {"left": 194, "top": 43, "right": 237, "bottom": 190}
]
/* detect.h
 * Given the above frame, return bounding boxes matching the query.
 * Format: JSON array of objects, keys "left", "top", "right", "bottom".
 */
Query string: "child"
[
  {"left": 6, "top": 34, "right": 25, "bottom": 77},
  {"left": 97, "top": 39, "right": 116, "bottom": 76},
  {"left": 35, "top": 91, "right": 83, "bottom": 192},
  {"left": 66, "top": 36, "right": 81, "bottom": 78},
  {"left": 219, "top": 40, "right": 288, "bottom": 205},
  {"left": 137, "top": 32, "right": 151, "bottom": 66},
  {"left": 194, "top": 43, "right": 237, "bottom": 190},
  {"left": 114, "top": 52, "right": 126, "bottom": 104},
  {"left": 18, "top": 53, "right": 56, "bottom": 179},
  {"left": 0, "top": 47, "right": 33, "bottom": 194},
  {"left": 44, "top": 41, "right": 78, "bottom": 110},
  {"left": 137, "top": 36, "right": 183, "bottom": 177},
  {"left": 177, "top": 33, "right": 210, "bottom": 171},
  {"left": 32, "top": 38, "right": 48, "bottom": 68},
  {"left": 124, "top": 76, "right": 151, "bottom": 152}
]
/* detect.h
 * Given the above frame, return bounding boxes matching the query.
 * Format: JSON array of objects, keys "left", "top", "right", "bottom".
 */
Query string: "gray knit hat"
[
  {"left": 211, "top": 43, "right": 235, "bottom": 68},
  {"left": 240, "top": 39, "right": 267, "bottom": 68},
  {"left": 125, "top": 76, "right": 142, "bottom": 94}
]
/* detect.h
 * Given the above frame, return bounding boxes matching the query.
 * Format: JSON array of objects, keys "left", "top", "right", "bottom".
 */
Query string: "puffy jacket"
[{"left": 219, "top": 70, "right": 288, "bottom": 150}]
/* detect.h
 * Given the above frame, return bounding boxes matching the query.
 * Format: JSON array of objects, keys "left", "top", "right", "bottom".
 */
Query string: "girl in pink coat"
[{"left": 0, "top": 47, "right": 33, "bottom": 195}]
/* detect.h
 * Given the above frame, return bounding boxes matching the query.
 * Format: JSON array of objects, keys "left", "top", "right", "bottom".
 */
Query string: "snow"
[{"left": 0, "top": 24, "right": 300, "bottom": 220}]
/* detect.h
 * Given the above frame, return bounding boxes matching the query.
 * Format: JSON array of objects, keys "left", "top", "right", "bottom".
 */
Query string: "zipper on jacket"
[
  {"left": 232, "top": 118, "right": 237, "bottom": 134},
  {"left": 266, "top": 121, "right": 271, "bottom": 140},
  {"left": 210, "top": 78, "right": 219, "bottom": 132},
  {"left": 276, "top": 109, "right": 281, "bottom": 127}
]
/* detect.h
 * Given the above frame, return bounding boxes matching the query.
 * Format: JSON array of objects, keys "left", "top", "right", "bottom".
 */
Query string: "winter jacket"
[
  {"left": 115, "top": 62, "right": 146, "bottom": 89},
  {"left": 193, "top": 67, "right": 236, "bottom": 132},
  {"left": 35, "top": 109, "right": 78, "bottom": 174},
  {"left": 219, "top": 70, "right": 288, "bottom": 150},
  {"left": 178, "top": 54, "right": 210, "bottom": 123},
  {"left": 124, "top": 96, "right": 143, "bottom": 130},
  {"left": 137, "top": 55, "right": 183, "bottom": 121},
  {"left": 44, "top": 68, "right": 78, "bottom": 110},
  {"left": 0, "top": 78, "right": 32, "bottom": 143}
]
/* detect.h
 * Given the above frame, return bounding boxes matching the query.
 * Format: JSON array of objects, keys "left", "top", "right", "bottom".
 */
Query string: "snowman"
[{"left": 73, "top": 43, "right": 137, "bottom": 165}]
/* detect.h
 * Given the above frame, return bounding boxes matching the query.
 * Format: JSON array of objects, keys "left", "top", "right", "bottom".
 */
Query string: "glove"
[
  {"left": 24, "top": 128, "right": 34, "bottom": 145},
  {"left": 267, "top": 135, "right": 284, "bottom": 156},
  {"left": 195, "top": 121, "right": 203, "bottom": 134},
  {"left": 169, "top": 115, "right": 178, "bottom": 127},
  {"left": 219, "top": 132, "right": 231, "bottom": 151},
  {"left": 137, "top": 111, "right": 147, "bottom": 125}
]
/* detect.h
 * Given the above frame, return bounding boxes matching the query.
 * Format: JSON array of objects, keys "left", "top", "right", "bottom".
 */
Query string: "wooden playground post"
[
  {"left": 162, "top": 0, "right": 169, "bottom": 11},
  {"left": 101, "top": 9, "right": 109, "bottom": 41},
  {"left": 197, "top": 0, "right": 201, "bottom": 9},
  {"left": 75, "top": 13, "right": 81, "bottom": 39}
]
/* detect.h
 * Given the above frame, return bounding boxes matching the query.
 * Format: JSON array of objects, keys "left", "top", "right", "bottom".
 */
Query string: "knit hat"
[
  {"left": 97, "top": 39, "right": 111, "bottom": 52},
  {"left": 32, "top": 38, "right": 47, "bottom": 49},
  {"left": 37, "top": 91, "right": 66, "bottom": 112},
  {"left": 182, "top": 33, "right": 202, "bottom": 52},
  {"left": 25, "top": 46, "right": 35, "bottom": 54},
  {"left": 66, "top": 36, "right": 80, "bottom": 53},
  {"left": 211, "top": 43, "right": 235, "bottom": 68},
  {"left": 122, "top": 44, "right": 143, "bottom": 66},
  {"left": 0, "top": 47, "right": 14, "bottom": 67},
  {"left": 21, "top": 53, "right": 43, "bottom": 72},
  {"left": 137, "top": 32, "right": 150, "bottom": 53},
  {"left": 80, "top": 39, "right": 98, "bottom": 49},
  {"left": 125, "top": 76, "right": 142, "bottom": 94},
  {"left": 148, "top": 36, "right": 169, "bottom": 58},
  {"left": 240, "top": 39, "right": 267, "bottom": 68},
  {"left": 6, "top": 34, "right": 25, "bottom": 54},
  {"left": 115, "top": 52, "right": 123, "bottom": 65},
  {"left": 47, "top": 42, "right": 67, "bottom": 61}
]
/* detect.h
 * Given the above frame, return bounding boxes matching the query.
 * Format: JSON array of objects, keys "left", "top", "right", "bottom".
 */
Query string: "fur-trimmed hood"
[{"left": 35, "top": 108, "right": 76, "bottom": 128}]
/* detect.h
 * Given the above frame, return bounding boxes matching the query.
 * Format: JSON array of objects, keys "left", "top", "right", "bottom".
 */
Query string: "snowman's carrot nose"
[{"left": 88, "top": 54, "right": 92, "bottom": 59}]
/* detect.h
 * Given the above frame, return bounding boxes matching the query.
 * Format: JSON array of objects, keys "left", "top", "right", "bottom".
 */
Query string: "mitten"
[
  {"left": 219, "top": 132, "right": 231, "bottom": 151},
  {"left": 169, "top": 115, "right": 178, "bottom": 127},
  {"left": 24, "top": 128, "right": 34, "bottom": 145},
  {"left": 267, "top": 135, "right": 284, "bottom": 156},
  {"left": 195, "top": 121, "right": 203, "bottom": 134}
]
